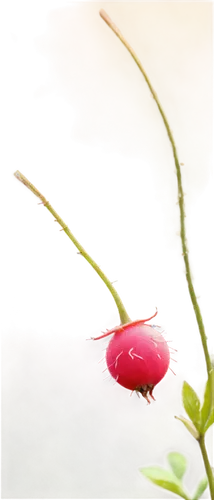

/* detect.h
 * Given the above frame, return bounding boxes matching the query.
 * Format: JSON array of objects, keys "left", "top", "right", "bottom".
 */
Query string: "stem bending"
[
  {"left": 14, "top": 170, "right": 131, "bottom": 326},
  {"left": 99, "top": 9, "right": 213, "bottom": 498}
]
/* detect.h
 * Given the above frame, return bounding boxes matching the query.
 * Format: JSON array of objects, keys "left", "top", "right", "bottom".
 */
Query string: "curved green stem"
[
  {"left": 99, "top": 7, "right": 212, "bottom": 399},
  {"left": 14, "top": 170, "right": 131, "bottom": 325},
  {"left": 99, "top": 4, "right": 214, "bottom": 378},
  {"left": 198, "top": 435, "right": 214, "bottom": 500}
]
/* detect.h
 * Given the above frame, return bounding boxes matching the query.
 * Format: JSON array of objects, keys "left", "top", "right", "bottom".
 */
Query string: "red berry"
[
  {"left": 106, "top": 323, "right": 170, "bottom": 402},
  {"left": 86, "top": 311, "right": 178, "bottom": 404}
]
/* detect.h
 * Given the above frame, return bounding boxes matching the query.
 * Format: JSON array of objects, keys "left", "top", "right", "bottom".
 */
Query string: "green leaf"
[
  {"left": 140, "top": 467, "right": 190, "bottom": 500},
  {"left": 200, "top": 378, "right": 211, "bottom": 430},
  {"left": 204, "top": 408, "right": 214, "bottom": 433},
  {"left": 192, "top": 476, "right": 208, "bottom": 500},
  {"left": 182, "top": 381, "right": 201, "bottom": 430},
  {"left": 209, "top": 369, "right": 214, "bottom": 408},
  {"left": 167, "top": 452, "right": 187, "bottom": 480},
  {"left": 175, "top": 416, "right": 199, "bottom": 439}
]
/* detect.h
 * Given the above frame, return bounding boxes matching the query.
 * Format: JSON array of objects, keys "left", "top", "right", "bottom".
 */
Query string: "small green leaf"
[
  {"left": 167, "top": 452, "right": 187, "bottom": 480},
  {"left": 210, "top": 370, "right": 214, "bottom": 407},
  {"left": 182, "top": 381, "right": 201, "bottom": 430},
  {"left": 140, "top": 467, "right": 190, "bottom": 499},
  {"left": 175, "top": 415, "right": 199, "bottom": 439},
  {"left": 204, "top": 408, "right": 214, "bottom": 433},
  {"left": 192, "top": 476, "right": 208, "bottom": 500},
  {"left": 200, "top": 378, "right": 211, "bottom": 429}
]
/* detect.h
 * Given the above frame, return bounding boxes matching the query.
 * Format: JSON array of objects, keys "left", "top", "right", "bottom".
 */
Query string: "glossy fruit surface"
[{"left": 106, "top": 323, "right": 170, "bottom": 402}]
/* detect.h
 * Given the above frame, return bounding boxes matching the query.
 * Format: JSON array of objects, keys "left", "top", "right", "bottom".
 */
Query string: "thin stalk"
[
  {"left": 198, "top": 435, "right": 214, "bottom": 500},
  {"left": 14, "top": 170, "right": 131, "bottom": 326},
  {"left": 99, "top": 10, "right": 213, "bottom": 498},
  {"left": 99, "top": 9, "right": 214, "bottom": 378}
]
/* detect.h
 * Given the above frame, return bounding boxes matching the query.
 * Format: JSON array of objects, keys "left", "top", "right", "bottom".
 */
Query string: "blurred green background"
[{"left": 0, "top": 331, "right": 214, "bottom": 500}]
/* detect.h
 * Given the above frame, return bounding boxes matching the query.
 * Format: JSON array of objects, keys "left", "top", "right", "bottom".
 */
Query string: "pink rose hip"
[{"left": 93, "top": 310, "right": 171, "bottom": 403}]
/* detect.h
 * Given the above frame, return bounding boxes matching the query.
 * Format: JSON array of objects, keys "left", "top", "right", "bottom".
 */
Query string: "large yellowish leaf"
[{"left": 35, "top": 0, "right": 214, "bottom": 248}]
